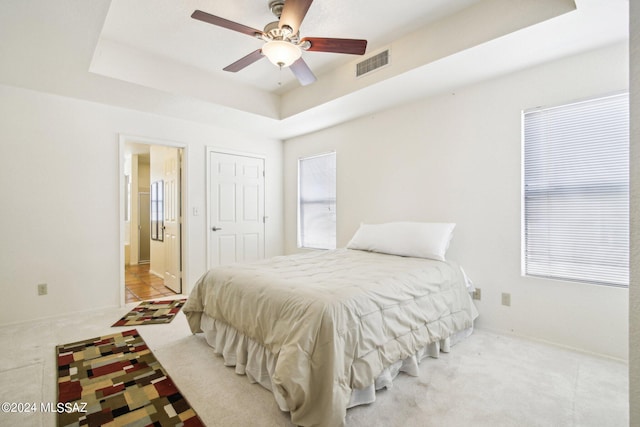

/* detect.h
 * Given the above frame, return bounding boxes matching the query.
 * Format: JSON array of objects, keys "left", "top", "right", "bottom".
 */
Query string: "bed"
[{"left": 183, "top": 222, "right": 479, "bottom": 427}]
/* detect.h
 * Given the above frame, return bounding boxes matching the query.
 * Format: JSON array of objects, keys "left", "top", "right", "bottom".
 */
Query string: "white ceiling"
[{"left": 0, "top": 0, "right": 629, "bottom": 140}]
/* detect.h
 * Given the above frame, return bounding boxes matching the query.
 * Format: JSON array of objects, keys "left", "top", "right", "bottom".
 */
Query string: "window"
[
  {"left": 298, "top": 152, "right": 336, "bottom": 249},
  {"left": 523, "top": 92, "right": 629, "bottom": 287}
]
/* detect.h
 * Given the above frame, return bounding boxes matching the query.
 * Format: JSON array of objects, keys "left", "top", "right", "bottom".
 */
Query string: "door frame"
[
  {"left": 206, "top": 146, "right": 266, "bottom": 270},
  {"left": 119, "top": 134, "right": 188, "bottom": 307}
]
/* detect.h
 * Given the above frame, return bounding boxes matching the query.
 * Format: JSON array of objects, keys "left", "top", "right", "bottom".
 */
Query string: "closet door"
[{"left": 208, "top": 151, "right": 265, "bottom": 268}]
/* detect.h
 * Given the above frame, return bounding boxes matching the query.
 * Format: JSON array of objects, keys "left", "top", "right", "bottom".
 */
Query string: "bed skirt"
[{"left": 199, "top": 313, "right": 473, "bottom": 413}]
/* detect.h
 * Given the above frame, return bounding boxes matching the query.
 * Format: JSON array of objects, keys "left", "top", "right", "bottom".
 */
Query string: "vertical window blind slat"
[
  {"left": 523, "top": 93, "right": 629, "bottom": 287},
  {"left": 298, "top": 152, "right": 337, "bottom": 250}
]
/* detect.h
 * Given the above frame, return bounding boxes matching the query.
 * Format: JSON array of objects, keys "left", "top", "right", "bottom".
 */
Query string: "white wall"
[
  {"left": 629, "top": 0, "right": 639, "bottom": 422},
  {"left": 0, "top": 83, "right": 283, "bottom": 325},
  {"left": 284, "top": 43, "right": 629, "bottom": 359}
]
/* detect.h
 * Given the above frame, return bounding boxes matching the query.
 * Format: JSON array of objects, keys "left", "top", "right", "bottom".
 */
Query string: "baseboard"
[
  {"left": 0, "top": 302, "right": 121, "bottom": 329},
  {"left": 475, "top": 326, "right": 628, "bottom": 363},
  {"left": 149, "top": 269, "right": 164, "bottom": 279}
]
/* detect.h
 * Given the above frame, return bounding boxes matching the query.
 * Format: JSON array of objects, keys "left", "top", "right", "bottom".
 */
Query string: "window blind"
[
  {"left": 298, "top": 152, "right": 336, "bottom": 250},
  {"left": 523, "top": 92, "right": 629, "bottom": 287}
]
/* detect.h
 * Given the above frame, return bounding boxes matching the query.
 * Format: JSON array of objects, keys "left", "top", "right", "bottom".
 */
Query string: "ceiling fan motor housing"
[{"left": 262, "top": 21, "right": 302, "bottom": 45}]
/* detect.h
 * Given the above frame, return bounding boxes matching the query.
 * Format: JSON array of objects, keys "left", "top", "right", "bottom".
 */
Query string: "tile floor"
[{"left": 124, "top": 263, "right": 177, "bottom": 303}]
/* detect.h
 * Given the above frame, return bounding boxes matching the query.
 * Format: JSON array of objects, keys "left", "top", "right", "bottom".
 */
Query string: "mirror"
[{"left": 151, "top": 180, "right": 164, "bottom": 241}]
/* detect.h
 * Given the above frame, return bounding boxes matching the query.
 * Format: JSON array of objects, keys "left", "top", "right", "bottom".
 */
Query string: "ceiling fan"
[{"left": 191, "top": 0, "right": 368, "bottom": 86}]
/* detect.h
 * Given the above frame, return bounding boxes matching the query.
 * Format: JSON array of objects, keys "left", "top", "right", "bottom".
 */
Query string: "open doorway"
[{"left": 120, "top": 136, "right": 186, "bottom": 305}]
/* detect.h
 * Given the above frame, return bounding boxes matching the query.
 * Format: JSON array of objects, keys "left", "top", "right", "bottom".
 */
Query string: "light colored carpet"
[{"left": 0, "top": 301, "right": 628, "bottom": 427}]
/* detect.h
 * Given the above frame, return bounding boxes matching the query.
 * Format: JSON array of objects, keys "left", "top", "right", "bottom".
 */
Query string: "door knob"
[{"left": 211, "top": 226, "right": 223, "bottom": 231}]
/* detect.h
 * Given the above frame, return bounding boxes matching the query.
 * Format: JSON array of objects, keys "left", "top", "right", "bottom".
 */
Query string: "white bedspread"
[{"left": 183, "top": 249, "right": 478, "bottom": 427}]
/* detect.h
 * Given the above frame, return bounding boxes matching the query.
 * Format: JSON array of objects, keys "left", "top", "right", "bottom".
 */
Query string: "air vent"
[{"left": 356, "top": 49, "right": 390, "bottom": 77}]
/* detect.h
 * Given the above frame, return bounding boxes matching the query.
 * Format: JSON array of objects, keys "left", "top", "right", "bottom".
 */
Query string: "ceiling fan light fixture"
[{"left": 262, "top": 40, "right": 302, "bottom": 68}]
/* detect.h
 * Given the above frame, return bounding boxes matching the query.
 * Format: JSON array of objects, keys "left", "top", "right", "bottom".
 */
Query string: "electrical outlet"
[
  {"left": 472, "top": 288, "right": 481, "bottom": 300},
  {"left": 37, "top": 283, "right": 48, "bottom": 296},
  {"left": 501, "top": 292, "right": 511, "bottom": 306}
]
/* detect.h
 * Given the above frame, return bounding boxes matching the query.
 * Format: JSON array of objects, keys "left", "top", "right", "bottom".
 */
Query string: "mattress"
[{"left": 183, "top": 248, "right": 478, "bottom": 427}]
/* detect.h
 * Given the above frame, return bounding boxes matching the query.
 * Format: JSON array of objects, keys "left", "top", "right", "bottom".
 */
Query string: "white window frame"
[
  {"left": 522, "top": 92, "right": 629, "bottom": 287},
  {"left": 297, "top": 152, "right": 337, "bottom": 250}
]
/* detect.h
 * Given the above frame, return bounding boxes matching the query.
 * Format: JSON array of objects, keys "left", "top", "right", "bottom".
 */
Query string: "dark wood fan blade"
[
  {"left": 191, "top": 10, "right": 263, "bottom": 38},
  {"left": 223, "top": 49, "right": 265, "bottom": 72},
  {"left": 279, "top": 0, "right": 313, "bottom": 35},
  {"left": 289, "top": 58, "right": 317, "bottom": 86},
  {"left": 302, "top": 37, "right": 367, "bottom": 55}
]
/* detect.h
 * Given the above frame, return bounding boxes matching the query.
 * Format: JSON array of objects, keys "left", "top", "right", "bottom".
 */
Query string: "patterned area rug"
[
  {"left": 112, "top": 299, "right": 187, "bottom": 327},
  {"left": 56, "top": 329, "right": 204, "bottom": 427}
]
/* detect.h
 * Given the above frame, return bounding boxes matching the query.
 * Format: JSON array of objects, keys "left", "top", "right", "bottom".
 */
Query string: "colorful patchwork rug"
[
  {"left": 56, "top": 329, "right": 204, "bottom": 427},
  {"left": 112, "top": 299, "right": 187, "bottom": 327}
]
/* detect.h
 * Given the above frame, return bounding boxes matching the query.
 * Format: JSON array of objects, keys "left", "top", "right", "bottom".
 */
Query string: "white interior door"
[
  {"left": 163, "top": 149, "right": 181, "bottom": 292},
  {"left": 138, "top": 192, "right": 150, "bottom": 263},
  {"left": 208, "top": 151, "right": 265, "bottom": 268}
]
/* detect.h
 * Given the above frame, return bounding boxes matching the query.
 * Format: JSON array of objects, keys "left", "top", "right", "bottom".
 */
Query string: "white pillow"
[{"left": 346, "top": 222, "right": 455, "bottom": 261}]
